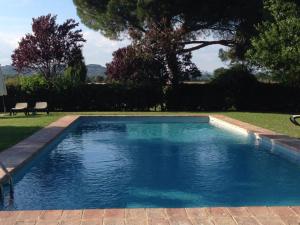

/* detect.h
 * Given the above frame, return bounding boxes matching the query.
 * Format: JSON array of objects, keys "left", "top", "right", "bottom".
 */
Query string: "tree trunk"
[{"left": 165, "top": 52, "right": 180, "bottom": 87}]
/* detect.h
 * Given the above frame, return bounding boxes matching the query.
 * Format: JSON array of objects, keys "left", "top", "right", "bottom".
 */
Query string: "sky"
[{"left": 0, "top": 0, "right": 227, "bottom": 72}]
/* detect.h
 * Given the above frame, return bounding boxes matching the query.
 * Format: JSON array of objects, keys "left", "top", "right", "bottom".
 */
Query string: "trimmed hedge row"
[
  {"left": 1, "top": 83, "right": 300, "bottom": 112},
  {"left": 2, "top": 84, "right": 163, "bottom": 111},
  {"left": 165, "top": 83, "right": 300, "bottom": 112}
]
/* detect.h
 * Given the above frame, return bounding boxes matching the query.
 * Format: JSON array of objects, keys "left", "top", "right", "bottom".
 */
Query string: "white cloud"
[
  {"left": 193, "top": 45, "right": 227, "bottom": 72},
  {"left": 0, "top": 32, "right": 21, "bottom": 48},
  {"left": 82, "top": 31, "right": 130, "bottom": 65},
  {"left": 0, "top": 32, "right": 24, "bottom": 65}
]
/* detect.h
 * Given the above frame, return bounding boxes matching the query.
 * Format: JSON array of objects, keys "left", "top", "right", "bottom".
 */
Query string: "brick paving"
[
  {"left": 1, "top": 207, "right": 300, "bottom": 225},
  {"left": 1, "top": 115, "right": 300, "bottom": 225}
]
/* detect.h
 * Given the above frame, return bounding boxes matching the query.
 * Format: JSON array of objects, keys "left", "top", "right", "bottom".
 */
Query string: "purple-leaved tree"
[{"left": 12, "top": 14, "right": 86, "bottom": 80}]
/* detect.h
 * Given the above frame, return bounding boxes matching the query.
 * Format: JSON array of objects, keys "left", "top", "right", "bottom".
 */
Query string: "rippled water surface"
[{"left": 2, "top": 116, "right": 300, "bottom": 210}]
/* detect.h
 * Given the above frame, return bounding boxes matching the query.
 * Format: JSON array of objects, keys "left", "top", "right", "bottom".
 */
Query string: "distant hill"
[
  {"left": 0, "top": 65, "right": 18, "bottom": 75},
  {"left": 0, "top": 64, "right": 106, "bottom": 77},
  {"left": 86, "top": 64, "right": 106, "bottom": 77}
]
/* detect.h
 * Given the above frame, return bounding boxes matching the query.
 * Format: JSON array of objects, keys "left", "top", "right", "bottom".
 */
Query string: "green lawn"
[{"left": 0, "top": 112, "right": 299, "bottom": 152}]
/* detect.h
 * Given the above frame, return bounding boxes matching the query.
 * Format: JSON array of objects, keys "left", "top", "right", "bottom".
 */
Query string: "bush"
[
  {"left": 3, "top": 82, "right": 164, "bottom": 112},
  {"left": 19, "top": 74, "right": 49, "bottom": 93},
  {"left": 3, "top": 69, "right": 300, "bottom": 113},
  {"left": 210, "top": 65, "right": 258, "bottom": 110},
  {"left": 164, "top": 82, "right": 300, "bottom": 112}
]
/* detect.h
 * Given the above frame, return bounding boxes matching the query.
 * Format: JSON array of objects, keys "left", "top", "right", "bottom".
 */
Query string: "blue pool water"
[{"left": 2, "top": 116, "right": 300, "bottom": 210}]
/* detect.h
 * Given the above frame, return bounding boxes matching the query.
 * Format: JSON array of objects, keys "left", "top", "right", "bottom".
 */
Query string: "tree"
[
  {"left": 73, "top": 0, "right": 263, "bottom": 49},
  {"left": 131, "top": 21, "right": 201, "bottom": 85},
  {"left": 246, "top": 0, "right": 300, "bottom": 86},
  {"left": 211, "top": 64, "right": 258, "bottom": 109},
  {"left": 73, "top": 0, "right": 264, "bottom": 84},
  {"left": 106, "top": 45, "right": 166, "bottom": 85},
  {"left": 64, "top": 49, "right": 87, "bottom": 84},
  {"left": 12, "top": 14, "right": 86, "bottom": 81}
]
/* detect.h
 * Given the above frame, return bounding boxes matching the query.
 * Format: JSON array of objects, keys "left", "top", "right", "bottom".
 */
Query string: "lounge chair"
[
  {"left": 290, "top": 115, "right": 300, "bottom": 126},
  {"left": 10, "top": 102, "right": 28, "bottom": 116},
  {"left": 33, "top": 102, "right": 49, "bottom": 115}
]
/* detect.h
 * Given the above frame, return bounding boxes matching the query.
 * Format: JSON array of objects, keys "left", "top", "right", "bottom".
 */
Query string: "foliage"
[
  {"left": 246, "top": 0, "right": 300, "bottom": 86},
  {"left": 64, "top": 49, "right": 87, "bottom": 84},
  {"left": 210, "top": 65, "right": 258, "bottom": 109},
  {"left": 131, "top": 21, "right": 201, "bottom": 85},
  {"left": 5, "top": 76, "right": 20, "bottom": 87},
  {"left": 106, "top": 21, "right": 202, "bottom": 86},
  {"left": 5, "top": 82, "right": 164, "bottom": 112},
  {"left": 11, "top": 14, "right": 86, "bottom": 80},
  {"left": 73, "top": 0, "right": 264, "bottom": 68},
  {"left": 5, "top": 77, "right": 300, "bottom": 113},
  {"left": 106, "top": 45, "right": 165, "bottom": 85},
  {"left": 19, "top": 75, "right": 49, "bottom": 93},
  {"left": 211, "top": 64, "right": 257, "bottom": 85}
]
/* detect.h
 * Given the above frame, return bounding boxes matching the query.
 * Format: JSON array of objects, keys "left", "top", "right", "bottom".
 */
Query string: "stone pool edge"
[
  {"left": 210, "top": 114, "right": 300, "bottom": 155},
  {"left": 2, "top": 207, "right": 300, "bottom": 225}
]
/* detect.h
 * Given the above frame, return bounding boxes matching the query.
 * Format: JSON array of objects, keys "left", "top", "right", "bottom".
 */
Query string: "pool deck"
[
  {"left": 1, "top": 114, "right": 300, "bottom": 225},
  {"left": 2, "top": 207, "right": 300, "bottom": 225}
]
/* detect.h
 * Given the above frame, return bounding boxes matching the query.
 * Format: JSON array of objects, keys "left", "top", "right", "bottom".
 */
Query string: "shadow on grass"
[
  {"left": 0, "top": 126, "right": 43, "bottom": 152},
  {"left": 0, "top": 114, "right": 51, "bottom": 120}
]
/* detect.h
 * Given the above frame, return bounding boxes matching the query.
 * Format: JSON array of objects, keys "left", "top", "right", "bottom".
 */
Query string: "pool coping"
[
  {"left": 2, "top": 207, "right": 300, "bottom": 225},
  {"left": 1, "top": 114, "right": 300, "bottom": 225}
]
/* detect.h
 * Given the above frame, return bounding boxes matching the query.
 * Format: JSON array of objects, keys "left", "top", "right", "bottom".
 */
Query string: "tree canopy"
[
  {"left": 106, "top": 45, "right": 165, "bottom": 85},
  {"left": 74, "top": 0, "right": 263, "bottom": 85},
  {"left": 246, "top": 0, "right": 300, "bottom": 86},
  {"left": 12, "top": 14, "right": 86, "bottom": 80},
  {"left": 73, "top": 0, "right": 264, "bottom": 56}
]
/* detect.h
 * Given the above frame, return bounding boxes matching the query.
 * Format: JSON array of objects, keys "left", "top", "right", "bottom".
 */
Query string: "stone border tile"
[
  {"left": 210, "top": 114, "right": 300, "bottom": 155},
  {"left": 2, "top": 207, "right": 300, "bottom": 225}
]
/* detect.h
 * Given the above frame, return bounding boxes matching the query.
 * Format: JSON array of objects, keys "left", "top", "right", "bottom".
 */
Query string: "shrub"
[
  {"left": 4, "top": 70, "right": 300, "bottom": 113},
  {"left": 210, "top": 65, "right": 258, "bottom": 110},
  {"left": 19, "top": 75, "right": 49, "bottom": 93}
]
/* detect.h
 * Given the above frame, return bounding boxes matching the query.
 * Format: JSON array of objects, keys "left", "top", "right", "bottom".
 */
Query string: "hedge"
[{"left": 1, "top": 83, "right": 300, "bottom": 112}]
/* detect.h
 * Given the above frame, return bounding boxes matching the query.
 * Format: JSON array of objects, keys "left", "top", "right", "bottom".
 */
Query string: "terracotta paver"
[
  {"left": 125, "top": 208, "right": 147, "bottom": 219},
  {"left": 104, "top": 209, "right": 125, "bottom": 218},
  {"left": 2, "top": 207, "right": 300, "bottom": 225},
  {"left": 125, "top": 218, "right": 148, "bottom": 225},
  {"left": 17, "top": 211, "right": 42, "bottom": 222},
  {"left": 226, "top": 207, "right": 251, "bottom": 217},
  {"left": 166, "top": 208, "right": 188, "bottom": 218},
  {"left": 169, "top": 218, "right": 193, "bottom": 225},
  {"left": 208, "top": 207, "right": 230, "bottom": 217},
  {"left": 211, "top": 216, "right": 237, "bottom": 225},
  {"left": 81, "top": 220, "right": 103, "bottom": 225},
  {"left": 103, "top": 217, "right": 125, "bottom": 225},
  {"left": 39, "top": 210, "right": 63, "bottom": 221},
  {"left": 189, "top": 217, "right": 214, "bottom": 225},
  {"left": 233, "top": 216, "right": 260, "bottom": 225},
  {"left": 147, "top": 208, "right": 167, "bottom": 219},
  {"left": 186, "top": 208, "right": 210, "bottom": 218},
  {"left": 148, "top": 218, "right": 170, "bottom": 225}
]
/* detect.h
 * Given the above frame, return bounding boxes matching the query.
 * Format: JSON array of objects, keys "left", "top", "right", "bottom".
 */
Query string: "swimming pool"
[{"left": 1, "top": 116, "right": 300, "bottom": 210}]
